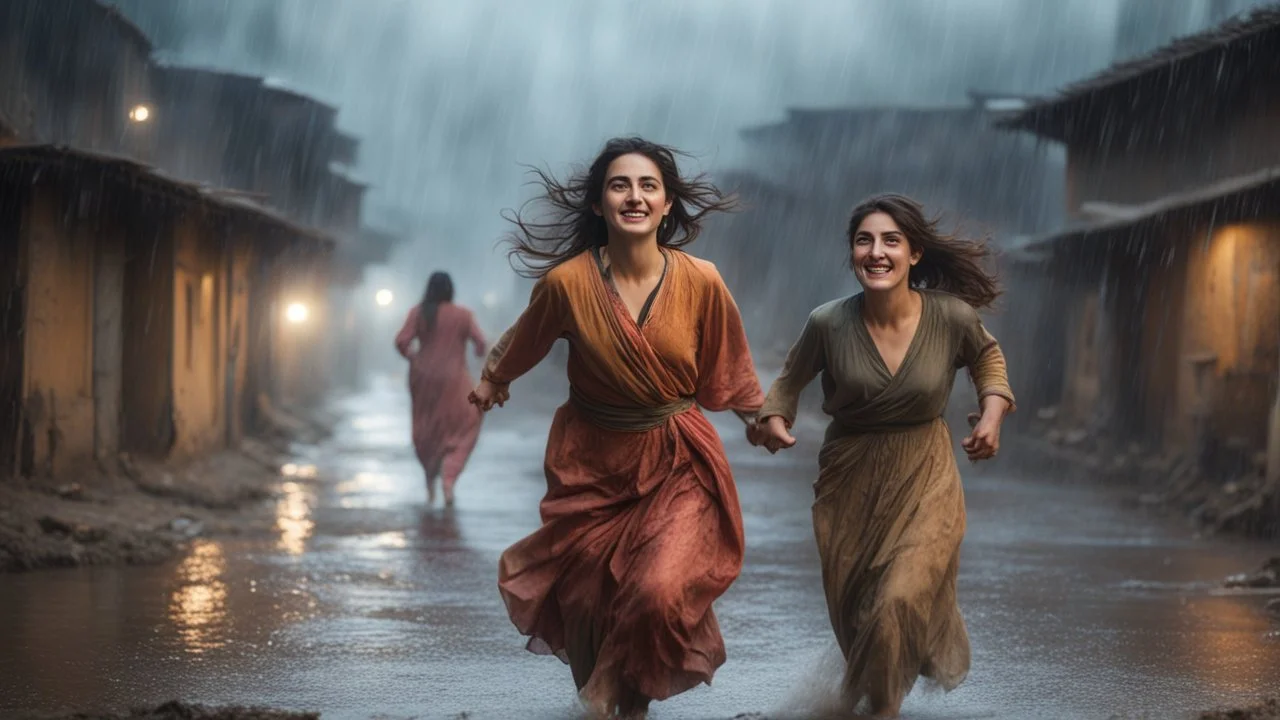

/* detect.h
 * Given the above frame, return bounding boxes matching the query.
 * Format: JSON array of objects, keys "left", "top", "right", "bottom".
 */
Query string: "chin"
[{"left": 611, "top": 223, "right": 658, "bottom": 239}]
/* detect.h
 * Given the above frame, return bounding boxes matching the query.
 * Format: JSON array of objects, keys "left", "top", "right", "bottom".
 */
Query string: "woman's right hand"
[
  {"left": 748, "top": 415, "right": 797, "bottom": 454},
  {"left": 468, "top": 379, "right": 509, "bottom": 412}
]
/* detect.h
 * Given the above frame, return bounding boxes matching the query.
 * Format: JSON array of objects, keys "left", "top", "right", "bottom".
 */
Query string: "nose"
[{"left": 625, "top": 186, "right": 643, "bottom": 203}]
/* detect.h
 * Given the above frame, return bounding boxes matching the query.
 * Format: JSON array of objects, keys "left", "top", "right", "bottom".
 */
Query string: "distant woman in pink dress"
[{"left": 395, "top": 272, "right": 487, "bottom": 507}]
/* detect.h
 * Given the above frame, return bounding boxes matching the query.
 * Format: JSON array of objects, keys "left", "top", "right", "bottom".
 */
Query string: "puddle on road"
[{"left": 2, "top": 383, "right": 1278, "bottom": 719}]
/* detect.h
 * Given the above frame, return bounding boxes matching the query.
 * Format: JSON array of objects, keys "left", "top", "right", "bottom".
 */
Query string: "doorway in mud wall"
[{"left": 0, "top": 189, "right": 26, "bottom": 478}]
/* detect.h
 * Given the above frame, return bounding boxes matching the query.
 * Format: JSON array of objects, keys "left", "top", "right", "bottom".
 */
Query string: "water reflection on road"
[
  {"left": 169, "top": 539, "right": 230, "bottom": 655},
  {"left": 0, "top": 373, "right": 1276, "bottom": 720}
]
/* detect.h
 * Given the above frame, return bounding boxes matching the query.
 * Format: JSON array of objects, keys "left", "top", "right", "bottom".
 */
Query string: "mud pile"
[
  {"left": 16, "top": 700, "right": 319, "bottom": 720},
  {"left": 1200, "top": 698, "right": 1280, "bottom": 720}
]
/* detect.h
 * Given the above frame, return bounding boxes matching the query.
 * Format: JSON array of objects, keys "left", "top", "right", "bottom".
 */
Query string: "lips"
[{"left": 619, "top": 209, "right": 650, "bottom": 225}]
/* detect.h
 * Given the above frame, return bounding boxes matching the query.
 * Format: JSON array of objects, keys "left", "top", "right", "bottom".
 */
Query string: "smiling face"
[
  {"left": 593, "top": 152, "right": 673, "bottom": 241},
  {"left": 850, "top": 211, "right": 921, "bottom": 293}
]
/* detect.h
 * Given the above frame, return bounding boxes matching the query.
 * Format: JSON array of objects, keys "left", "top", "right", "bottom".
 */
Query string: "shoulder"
[
  {"left": 437, "top": 303, "right": 469, "bottom": 328},
  {"left": 807, "top": 294, "right": 858, "bottom": 330},
  {"left": 672, "top": 250, "right": 725, "bottom": 288},
  {"left": 446, "top": 303, "right": 474, "bottom": 320},
  {"left": 669, "top": 251, "right": 737, "bottom": 306},
  {"left": 541, "top": 251, "right": 595, "bottom": 291},
  {"left": 922, "top": 289, "right": 980, "bottom": 326}
]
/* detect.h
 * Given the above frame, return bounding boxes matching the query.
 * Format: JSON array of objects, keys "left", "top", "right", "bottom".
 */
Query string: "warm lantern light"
[
  {"left": 128, "top": 104, "right": 151, "bottom": 123},
  {"left": 375, "top": 289, "right": 394, "bottom": 307},
  {"left": 285, "top": 302, "right": 309, "bottom": 324}
]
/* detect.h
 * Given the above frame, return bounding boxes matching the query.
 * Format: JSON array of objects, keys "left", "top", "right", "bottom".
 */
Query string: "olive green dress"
[{"left": 758, "top": 289, "right": 1015, "bottom": 713}]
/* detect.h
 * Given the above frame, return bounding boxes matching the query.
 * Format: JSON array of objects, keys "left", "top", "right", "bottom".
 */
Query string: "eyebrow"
[
  {"left": 854, "top": 230, "right": 904, "bottom": 237},
  {"left": 607, "top": 175, "right": 662, "bottom": 184}
]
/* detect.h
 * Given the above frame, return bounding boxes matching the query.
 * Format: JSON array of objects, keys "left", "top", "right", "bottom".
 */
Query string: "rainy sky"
[{"left": 112, "top": 0, "right": 1252, "bottom": 309}]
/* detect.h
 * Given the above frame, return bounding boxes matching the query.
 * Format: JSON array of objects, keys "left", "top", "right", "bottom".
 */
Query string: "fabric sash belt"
[{"left": 569, "top": 385, "right": 694, "bottom": 432}]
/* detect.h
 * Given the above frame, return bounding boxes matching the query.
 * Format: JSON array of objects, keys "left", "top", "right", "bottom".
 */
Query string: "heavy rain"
[{"left": 1, "top": 1, "right": 1279, "bottom": 719}]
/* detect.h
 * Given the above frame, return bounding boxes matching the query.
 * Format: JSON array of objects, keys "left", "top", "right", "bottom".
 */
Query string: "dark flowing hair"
[
  {"left": 417, "top": 271, "right": 454, "bottom": 338},
  {"left": 846, "top": 193, "right": 1001, "bottom": 309},
  {"left": 502, "top": 136, "right": 738, "bottom": 278}
]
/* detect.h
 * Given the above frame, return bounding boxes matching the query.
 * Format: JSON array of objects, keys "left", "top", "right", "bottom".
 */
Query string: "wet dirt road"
[{"left": 2, "top": 374, "right": 1278, "bottom": 720}]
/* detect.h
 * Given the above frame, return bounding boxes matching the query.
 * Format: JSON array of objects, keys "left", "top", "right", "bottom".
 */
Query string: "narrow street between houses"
[{"left": 1, "top": 374, "right": 1277, "bottom": 720}]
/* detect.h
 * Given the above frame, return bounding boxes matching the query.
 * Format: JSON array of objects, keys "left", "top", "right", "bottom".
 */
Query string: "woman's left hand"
[
  {"left": 468, "top": 379, "right": 509, "bottom": 412},
  {"left": 961, "top": 411, "right": 1001, "bottom": 462}
]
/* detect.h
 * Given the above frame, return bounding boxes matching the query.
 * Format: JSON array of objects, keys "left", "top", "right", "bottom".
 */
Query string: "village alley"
[{"left": 0, "top": 372, "right": 1277, "bottom": 720}]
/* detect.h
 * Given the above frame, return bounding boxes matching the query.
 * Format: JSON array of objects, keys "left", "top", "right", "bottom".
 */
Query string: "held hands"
[
  {"left": 468, "top": 379, "right": 510, "bottom": 412},
  {"left": 746, "top": 415, "right": 797, "bottom": 454}
]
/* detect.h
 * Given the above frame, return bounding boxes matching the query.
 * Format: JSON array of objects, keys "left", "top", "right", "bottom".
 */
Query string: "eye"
[
  {"left": 853, "top": 236, "right": 871, "bottom": 245},
  {"left": 642, "top": 181, "right": 658, "bottom": 191}
]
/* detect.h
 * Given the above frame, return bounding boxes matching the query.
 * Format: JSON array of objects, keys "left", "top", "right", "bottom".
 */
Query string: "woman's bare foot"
[
  {"left": 443, "top": 477, "right": 457, "bottom": 507},
  {"left": 580, "top": 691, "right": 612, "bottom": 719},
  {"left": 580, "top": 673, "right": 618, "bottom": 719},
  {"left": 617, "top": 687, "right": 650, "bottom": 719}
]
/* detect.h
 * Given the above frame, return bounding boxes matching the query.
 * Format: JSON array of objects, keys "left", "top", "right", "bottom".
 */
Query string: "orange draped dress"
[{"left": 482, "top": 247, "right": 764, "bottom": 702}]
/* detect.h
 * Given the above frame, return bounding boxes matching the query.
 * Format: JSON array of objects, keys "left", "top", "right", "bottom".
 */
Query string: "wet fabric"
[
  {"left": 482, "top": 248, "right": 764, "bottom": 701},
  {"left": 758, "top": 289, "right": 1015, "bottom": 712},
  {"left": 395, "top": 302, "right": 487, "bottom": 486}
]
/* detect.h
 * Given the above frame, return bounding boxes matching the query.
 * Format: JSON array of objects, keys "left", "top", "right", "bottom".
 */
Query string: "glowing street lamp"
[
  {"left": 128, "top": 104, "right": 151, "bottom": 123},
  {"left": 285, "top": 302, "right": 309, "bottom": 324},
  {"left": 375, "top": 289, "right": 394, "bottom": 307}
]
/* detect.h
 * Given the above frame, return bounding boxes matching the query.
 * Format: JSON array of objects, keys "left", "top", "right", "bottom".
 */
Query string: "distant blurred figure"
[{"left": 395, "top": 271, "right": 487, "bottom": 507}]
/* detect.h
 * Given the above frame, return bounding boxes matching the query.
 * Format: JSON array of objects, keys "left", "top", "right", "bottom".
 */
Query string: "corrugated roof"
[
  {"left": 999, "top": 4, "right": 1280, "bottom": 139},
  {"left": 1021, "top": 163, "right": 1280, "bottom": 250},
  {"left": 154, "top": 63, "right": 265, "bottom": 89},
  {"left": 93, "top": 1, "right": 155, "bottom": 55},
  {"left": 0, "top": 144, "right": 333, "bottom": 249},
  {"left": 261, "top": 78, "right": 339, "bottom": 114}
]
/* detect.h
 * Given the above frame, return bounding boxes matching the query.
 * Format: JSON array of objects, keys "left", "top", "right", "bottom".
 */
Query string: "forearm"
[
  {"left": 482, "top": 322, "right": 555, "bottom": 387},
  {"left": 481, "top": 279, "right": 566, "bottom": 385},
  {"left": 481, "top": 326, "right": 517, "bottom": 385},
  {"left": 979, "top": 393, "right": 1012, "bottom": 421},
  {"left": 969, "top": 344, "right": 1016, "bottom": 412}
]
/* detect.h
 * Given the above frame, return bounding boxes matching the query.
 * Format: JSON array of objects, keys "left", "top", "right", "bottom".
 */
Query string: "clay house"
[
  {"left": 0, "top": 0, "right": 385, "bottom": 479},
  {"left": 151, "top": 64, "right": 371, "bottom": 410},
  {"left": 998, "top": 6, "right": 1280, "bottom": 482},
  {"left": 0, "top": 0, "right": 157, "bottom": 160},
  {"left": 0, "top": 145, "right": 333, "bottom": 480},
  {"left": 150, "top": 65, "right": 361, "bottom": 225},
  {"left": 326, "top": 225, "right": 402, "bottom": 393},
  {"left": 250, "top": 86, "right": 367, "bottom": 409}
]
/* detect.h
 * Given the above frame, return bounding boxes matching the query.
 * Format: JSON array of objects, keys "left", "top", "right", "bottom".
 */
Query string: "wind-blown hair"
[
  {"left": 502, "top": 136, "right": 738, "bottom": 278},
  {"left": 847, "top": 193, "right": 1001, "bottom": 309}
]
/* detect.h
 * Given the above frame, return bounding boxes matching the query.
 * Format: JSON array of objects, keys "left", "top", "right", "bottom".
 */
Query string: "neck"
[
  {"left": 603, "top": 233, "right": 664, "bottom": 280},
  {"left": 862, "top": 285, "right": 918, "bottom": 327}
]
